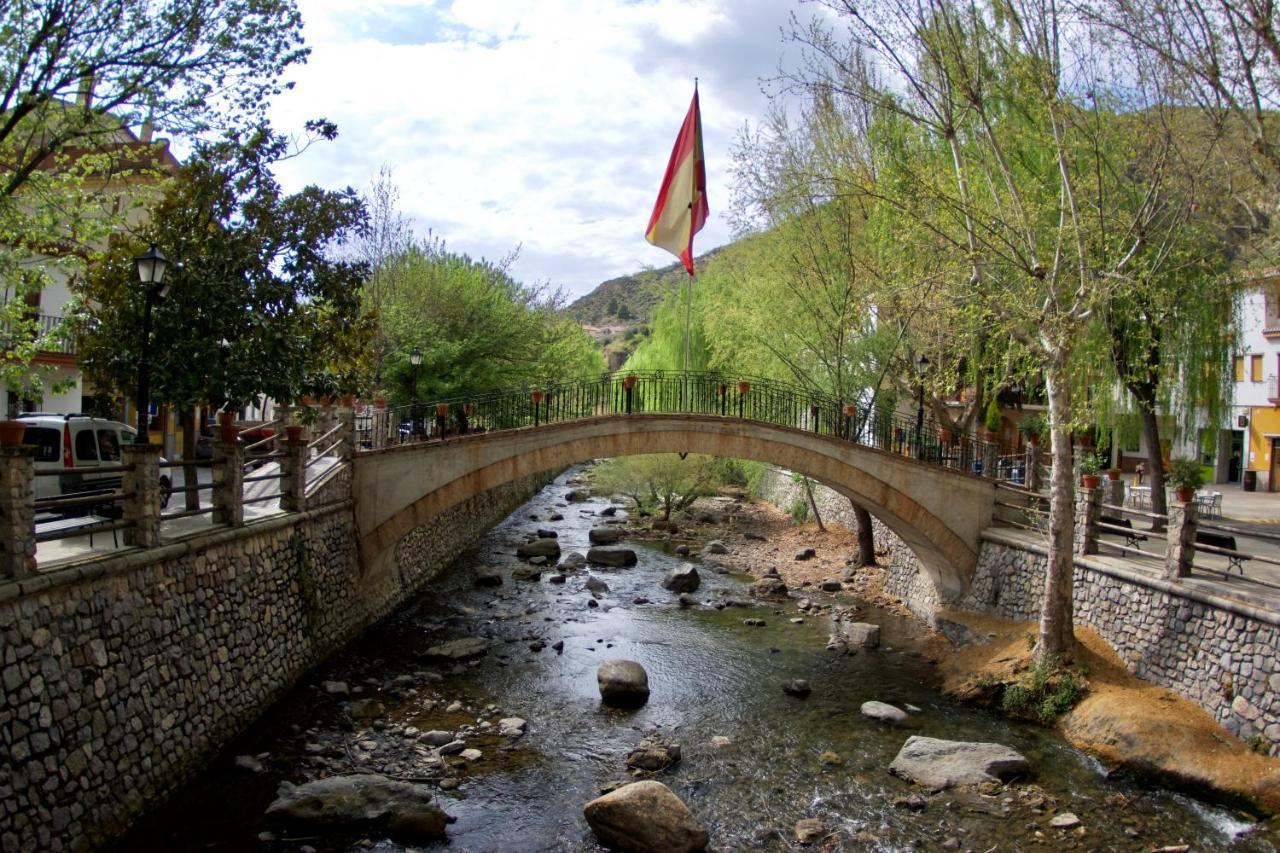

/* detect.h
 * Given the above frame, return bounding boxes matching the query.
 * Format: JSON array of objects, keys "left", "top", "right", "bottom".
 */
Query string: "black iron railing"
[{"left": 357, "top": 370, "right": 1006, "bottom": 478}]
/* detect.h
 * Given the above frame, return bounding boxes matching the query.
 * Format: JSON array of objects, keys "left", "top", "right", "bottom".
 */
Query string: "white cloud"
[{"left": 268, "top": 0, "right": 801, "bottom": 297}]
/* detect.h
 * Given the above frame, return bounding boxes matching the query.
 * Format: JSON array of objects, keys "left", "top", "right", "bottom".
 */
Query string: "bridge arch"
[{"left": 352, "top": 414, "right": 996, "bottom": 603}]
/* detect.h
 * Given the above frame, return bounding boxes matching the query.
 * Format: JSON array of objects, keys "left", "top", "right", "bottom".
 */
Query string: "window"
[
  {"left": 96, "top": 429, "right": 121, "bottom": 462},
  {"left": 21, "top": 428, "right": 60, "bottom": 463},
  {"left": 1234, "top": 355, "right": 1245, "bottom": 382},
  {"left": 1252, "top": 354, "right": 1264, "bottom": 382},
  {"left": 74, "top": 429, "right": 98, "bottom": 462}
]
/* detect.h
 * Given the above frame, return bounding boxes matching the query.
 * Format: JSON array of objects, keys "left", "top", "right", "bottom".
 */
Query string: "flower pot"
[
  {"left": 0, "top": 420, "right": 26, "bottom": 447},
  {"left": 983, "top": 430, "right": 1000, "bottom": 442},
  {"left": 1106, "top": 468, "right": 1121, "bottom": 481},
  {"left": 319, "top": 396, "right": 332, "bottom": 407},
  {"left": 220, "top": 423, "right": 239, "bottom": 443},
  {"left": 623, "top": 374, "right": 637, "bottom": 391},
  {"left": 435, "top": 402, "right": 449, "bottom": 417},
  {"left": 217, "top": 411, "right": 234, "bottom": 428},
  {"left": 373, "top": 397, "right": 388, "bottom": 410},
  {"left": 285, "top": 425, "right": 304, "bottom": 442},
  {"left": 530, "top": 390, "right": 543, "bottom": 405},
  {"left": 843, "top": 404, "right": 857, "bottom": 419},
  {"left": 339, "top": 394, "right": 356, "bottom": 407},
  {"left": 938, "top": 428, "right": 953, "bottom": 444},
  {"left": 737, "top": 381, "right": 750, "bottom": 395},
  {"left": 1174, "top": 486, "right": 1194, "bottom": 502},
  {"left": 1081, "top": 473, "right": 1101, "bottom": 489},
  {"left": 1027, "top": 435, "right": 1040, "bottom": 447}
]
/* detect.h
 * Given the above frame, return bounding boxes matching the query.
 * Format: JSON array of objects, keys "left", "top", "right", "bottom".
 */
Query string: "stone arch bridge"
[{"left": 351, "top": 373, "right": 1001, "bottom": 601}]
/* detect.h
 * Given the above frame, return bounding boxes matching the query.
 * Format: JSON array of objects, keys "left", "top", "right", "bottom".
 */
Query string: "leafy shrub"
[
  {"left": 999, "top": 655, "right": 1087, "bottom": 724},
  {"left": 789, "top": 497, "right": 810, "bottom": 523}
]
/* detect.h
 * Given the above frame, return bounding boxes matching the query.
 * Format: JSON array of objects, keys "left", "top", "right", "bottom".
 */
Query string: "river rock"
[
  {"left": 582, "top": 781, "right": 709, "bottom": 853},
  {"left": 517, "top": 538, "right": 561, "bottom": 560},
  {"left": 421, "top": 638, "right": 488, "bottom": 660},
  {"left": 782, "top": 679, "right": 812, "bottom": 698},
  {"left": 588, "top": 547, "right": 638, "bottom": 567},
  {"left": 566, "top": 489, "right": 590, "bottom": 502},
  {"left": 600, "top": 505, "right": 618, "bottom": 516},
  {"left": 590, "top": 527, "right": 624, "bottom": 545},
  {"left": 674, "top": 544, "right": 690, "bottom": 556},
  {"left": 626, "top": 734, "right": 681, "bottom": 771},
  {"left": 560, "top": 552, "right": 588, "bottom": 571},
  {"left": 861, "top": 701, "right": 908, "bottom": 724},
  {"left": 1050, "top": 812, "right": 1081, "bottom": 829},
  {"left": 888, "top": 736, "right": 1030, "bottom": 790},
  {"left": 511, "top": 566, "right": 543, "bottom": 582},
  {"left": 795, "top": 548, "right": 816, "bottom": 561},
  {"left": 321, "top": 680, "right": 349, "bottom": 696},
  {"left": 459, "top": 748, "right": 482, "bottom": 762},
  {"left": 841, "top": 622, "right": 881, "bottom": 648},
  {"left": 266, "top": 774, "right": 454, "bottom": 842},
  {"left": 650, "top": 520, "right": 678, "bottom": 533},
  {"left": 662, "top": 564, "right": 701, "bottom": 593},
  {"left": 820, "top": 578, "right": 842, "bottom": 592},
  {"left": 498, "top": 718, "right": 527, "bottom": 737},
  {"left": 535, "top": 528, "right": 558, "bottom": 539},
  {"left": 795, "top": 818, "right": 825, "bottom": 844},
  {"left": 549, "top": 512, "right": 564, "bottom": 521},
  {"left": 234, "top": 754, "right": 266, "bottom": 774},
  {"left": 677, "top": 593, "right": 697, "bottom": 608},
  {"left": 474, "top": 570, "right": 503, "bottom": 587},
  {"left": 585, "top": 576, "right": 610, "bottom": 593},
  {"left": 703, "top": 540, "right": 728, "bottom": 555},
  {"left": 749, "top": 576, "right": 789, "bottom": 600},
  {"left": 421, "top": 730, "right": 453, "bottom": 746},
  {"left": 597, "top": 660, "right": 650, "bottom": 708}
]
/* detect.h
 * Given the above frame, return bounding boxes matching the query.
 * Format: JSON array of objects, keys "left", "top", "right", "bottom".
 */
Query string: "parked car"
[
  {"left": 193, "top": 418, "right": 276, "bottom": 464},
  {"left": 17, "top": 414, "right": 172, "bottom": 510}
]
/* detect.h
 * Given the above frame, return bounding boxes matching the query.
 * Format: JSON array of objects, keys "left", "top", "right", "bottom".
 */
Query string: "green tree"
[
  {"left": 606, "top": 296, "right": 619, "bottom": 315},
  {"left": 76, "top": 123, "right": 367, "bottom": 450},
  {"left": 592, "top": 453, "right": 722, "bottom": 520},
  {"left": 616, "top": 302, "right": 633, "bottom": 321}
]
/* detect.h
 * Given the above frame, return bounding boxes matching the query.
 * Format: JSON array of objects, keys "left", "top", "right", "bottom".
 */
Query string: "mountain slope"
[{"left": 568, "top": 249, "right": 721, "bottom": 325}]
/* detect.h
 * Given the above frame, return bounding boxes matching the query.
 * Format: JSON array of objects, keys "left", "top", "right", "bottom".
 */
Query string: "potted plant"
[
  {"left": 1166, "top": 457, "right": 1205, "bottom": 503},
  {"left": 372, "top": 393, "right": 388, "bottom": 410},
  {"left": 983, "top": 398, "right": 1002, "bottom": 442},
  {"left": 292, "top": 405, "right": 318, "bottom": 439},
  {"left": 0, "top": 419, "right": 25, "bottom": 447},
  {"left": 1079, "top": 452, "right": 1102, "bottom": 489},
  {"left": 1106, "top": 465, "right": 1122, "bottom": 481},
  {"left": 938, "top": 426, "right": 953, "bottom": 444},
  {"left": 1019, "top": 413, "right": 1045, "bottom": 447}
]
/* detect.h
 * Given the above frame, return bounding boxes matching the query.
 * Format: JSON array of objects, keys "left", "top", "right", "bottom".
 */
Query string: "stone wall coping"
[
  {"left": 981, "top": 527, "right": 1280, "bottom": 628},
  {"left": 0, "top": 499, "right": 354, "bottom": 605}
]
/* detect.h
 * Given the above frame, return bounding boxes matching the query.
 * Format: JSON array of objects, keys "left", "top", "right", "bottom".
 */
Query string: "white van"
[{"left": 18, "top": 414, "right": 172, "bottom": 508}]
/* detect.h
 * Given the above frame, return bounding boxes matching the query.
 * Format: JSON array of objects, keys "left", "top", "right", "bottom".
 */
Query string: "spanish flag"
[{"left": 645, "top": 87, "right": 708, "bottom": 276}]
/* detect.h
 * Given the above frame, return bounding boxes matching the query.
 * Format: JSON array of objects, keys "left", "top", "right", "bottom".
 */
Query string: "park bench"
[
  {"left": 1100, "top": 514, "right": 1148, "bottom": 549},
  {"left": 1194, "top": 530, "right": 1248, "bottom": 573}
]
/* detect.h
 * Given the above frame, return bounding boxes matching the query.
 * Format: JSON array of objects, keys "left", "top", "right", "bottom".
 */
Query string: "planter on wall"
[
  {"left": 1081, "top": 474, "right": 1101, "bottom": 489},
  {"left": 0, "top": 420, "right": 26, "bottom": 447}
]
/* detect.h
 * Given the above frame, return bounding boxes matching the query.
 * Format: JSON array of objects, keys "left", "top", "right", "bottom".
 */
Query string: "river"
[{"left": 114, "top": 467, "right": 1278, "bottom": 851}]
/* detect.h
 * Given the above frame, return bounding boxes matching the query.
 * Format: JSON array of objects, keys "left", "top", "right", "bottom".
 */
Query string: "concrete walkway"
[{"left": 1214, "top": 482, "right": 1280, "bottom": 523}]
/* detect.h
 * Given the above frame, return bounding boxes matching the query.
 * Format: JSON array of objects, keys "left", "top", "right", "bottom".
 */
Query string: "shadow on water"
[{"left": 114, "top": 467, "right": 1278, "bottom": 852}]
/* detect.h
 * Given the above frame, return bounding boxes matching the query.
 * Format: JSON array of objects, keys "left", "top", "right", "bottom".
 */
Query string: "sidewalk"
[{"left": 1215, "top": 482, "right": 1280, "bottom": 523}]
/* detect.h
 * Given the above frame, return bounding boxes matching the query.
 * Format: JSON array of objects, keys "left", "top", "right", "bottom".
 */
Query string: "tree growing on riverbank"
[{"left": 591, "top": 454, "right": 732, "bottom": 521}]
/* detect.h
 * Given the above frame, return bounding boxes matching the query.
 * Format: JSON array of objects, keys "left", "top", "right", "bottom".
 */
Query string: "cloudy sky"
[{"left": 266, "top": 0, "right": 809, "bottom": 299}]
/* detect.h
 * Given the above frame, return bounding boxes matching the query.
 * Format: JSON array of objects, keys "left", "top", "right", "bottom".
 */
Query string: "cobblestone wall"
[
  {"left": 0, "top": 472, "right": 553, "bottom": 852},
  {"left": 755, "top": 466, "right": 1279, "bottom": 755}
]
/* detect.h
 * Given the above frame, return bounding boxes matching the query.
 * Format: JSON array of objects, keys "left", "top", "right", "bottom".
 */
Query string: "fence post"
[
  {"left": 1074, "top": 482, "right": 1102, "bottom": 556},
  {"left": 982, "top": 440, "right": 998, "bottom": 480},
  {"left": 280, "top": 435, "right": 308, "bottom": 513},
  {"left": 338, "top": 408, "right": 355, "bottom": 462},
  {"left": 373, "top": 402, "right": 387, "bottom": 450},
  {"left": 212, "top": 439, "right": 245, "bottom": 527},
  {"left": 121, "top": 444, "right": 162, "bottom": 547},
  {"left": 1165, "top": 499, "right": 1198, "bottom": 578},
  {"left": 1104, "top": 474, "right": 1124, "bottom": 507},
  {"left": 0, "top": 447, "right": 37, "bottom": 579}
]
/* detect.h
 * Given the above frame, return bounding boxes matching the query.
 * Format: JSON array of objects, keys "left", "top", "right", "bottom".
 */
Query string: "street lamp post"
[
  {"left": 409, "top": 347, "right": 422, "bottom": 437},
  {"left": 915, "top": 354, "right": 930, "bottom": 459},
  {"left": 133, "top": 245, "right": 170, "bottom": 444}
]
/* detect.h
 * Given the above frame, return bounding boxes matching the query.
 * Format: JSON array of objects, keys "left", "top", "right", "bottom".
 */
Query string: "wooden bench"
[
  {"left": 35, "top": 514, "right": 119, "bottom": 547},
  {"left": 1100, "top": 514, "right": 1147, "bottom": 548},
  {"left": 1195, "top": 530, "right": 1248, "bottom": 573}
]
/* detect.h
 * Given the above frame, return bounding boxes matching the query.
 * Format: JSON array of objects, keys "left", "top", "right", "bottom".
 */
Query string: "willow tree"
[{"left": 785, "top": 0, "right": 1219, "bottom": 659}]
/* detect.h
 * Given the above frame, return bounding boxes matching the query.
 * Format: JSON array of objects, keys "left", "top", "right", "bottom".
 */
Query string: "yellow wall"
[{"left": 1247, "top": 407, "right": 1280, "bottom": 471}]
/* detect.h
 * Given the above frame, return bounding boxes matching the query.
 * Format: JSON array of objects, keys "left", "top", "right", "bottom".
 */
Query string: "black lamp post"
[
  {"left": 409, "top": 346, "right": 422, "bottom": 437},
  {"left": 133, "top": 244, "right": 170, "bottom": 444},
  {"left": 915, "top": 354, "right": 930, "bottom": 459}
]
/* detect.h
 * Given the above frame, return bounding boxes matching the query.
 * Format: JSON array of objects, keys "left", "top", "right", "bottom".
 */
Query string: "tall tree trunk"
[
  {"left": 803, "top": 478, "right": 826, "bottom": 531},
  {"left": 1036, "top": 361, "right": 1076, "bottom": 661},
  {"left": 1138, "top": 401, "right": 1168, "bottom": 531},
  {"left": 850, "top": 499, "right": 876, "bottom": 566},
  {"left": 182, "top": 410, "right": 199, "bottom": 511}
]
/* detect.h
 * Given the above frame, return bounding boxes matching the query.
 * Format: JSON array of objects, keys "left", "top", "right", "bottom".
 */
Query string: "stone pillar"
[
  {"left": 0, "top": 447, "right": 36, "bottom": 579},
  {"left": 373, "top": 403, "right": 387, "bottom": 450},
  {"left": 982, "top": 441, "right": 998, "bottom": 480},
  {"left": 1104, "top": 475, "right": 1124, "bottom": 507},
  {"left": 1025, "top": 442, "right": 1043, "bottom": 492},
  {"left": 280, "top": 435, "right": 308, "bottom": 513},
  {"left": 1165, "top": 499, "right": 1198, "bottom": 578},
  {"left": 121, "top": 444, "right": 162, "bottom": 547},
  {"left": 1074, "top": 483, "right": 1102, "bottom": 556},
  {"left": 338, "top": 408, "right": 355, "bottom": 462},
  {"left": 275, "top": 405, "right": 295, "bottom": 453},
  {"left": 212, "top": 439, "right": 245, "bottom": 527}
]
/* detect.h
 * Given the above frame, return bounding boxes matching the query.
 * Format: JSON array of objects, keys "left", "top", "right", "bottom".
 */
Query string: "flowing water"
[{"left": 117, "top": 468, "right": 1279, "bottom": 852}]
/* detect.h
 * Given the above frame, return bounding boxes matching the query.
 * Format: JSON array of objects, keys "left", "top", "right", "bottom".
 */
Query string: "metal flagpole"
[{"left": 683, "top": 272, "right": 693, "bottom": 372}]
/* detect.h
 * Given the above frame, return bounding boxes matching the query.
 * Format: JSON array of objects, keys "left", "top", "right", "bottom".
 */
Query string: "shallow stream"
[{"left": 116, "top": 468, "right": 1279, "bottom": 851}]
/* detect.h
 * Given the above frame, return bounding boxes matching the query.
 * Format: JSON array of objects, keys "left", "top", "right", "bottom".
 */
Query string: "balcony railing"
[
  {"left": 1, "top": 313, "right": 75, "bottom": 355},
  {"left": 1270, "top": 375, "right": 1280, "bottom": 404}
]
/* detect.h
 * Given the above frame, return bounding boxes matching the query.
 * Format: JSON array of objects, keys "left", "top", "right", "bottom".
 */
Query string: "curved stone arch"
[{"left": 353, "top": 414, "right": 995, "bottom": 602}]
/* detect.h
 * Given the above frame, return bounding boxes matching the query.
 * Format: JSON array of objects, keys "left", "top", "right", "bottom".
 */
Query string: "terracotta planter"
[
  {"left": 843, "top": 404, "right": 857, "bottom": 419},
  {"left": 1106, "top": 469, "right": 1121, "bottom": 481},
  {"left": 1027, "top": 435, "right": 1040, "bottom": 447},
  {"left": 300, "top": 395, "right": 315, "bottom": 405},
  {"left": 217, "top": 411, "right": 234, "bottom": 427},
  {"left": 219, "top": 423, "right": 239, "bottom": 443},
  {"left": 1081, "top": 473, "right": 1101, "bottom": 489},
  {"left": 435, "top": 402, "right": 449, "bottom": 417},
  {"left": 938, "top": 428, "right": 953, "bottom": 445},
  {"left": 319, "top": 396, "right": 332, "bottom": 407},
  {"left": 373, "top": 397, "right": 388, "bottom": 410},
  {"left": 737, "top": 381, "right": 750, "bottom": 395},
  {"left": 623, "top": 374, "right": 637, "bottom": 391},
  {"left": 983, "top": 430, "right": 1000, "bottom": 442},
  {"left": 530, "top": 390, "right": 544, "bottom": 405},
  {"left": 339, "top": 394, "right": 356, "bottom": 407},
  {"left": 1174, "top": 486, "right": 1194, "bottom": 502},
  {"left": 285, "top": 425, "right": 304, "bottom": 442},
  {"left": 0, "top": 420, "right": 26, "bottom": 447}
]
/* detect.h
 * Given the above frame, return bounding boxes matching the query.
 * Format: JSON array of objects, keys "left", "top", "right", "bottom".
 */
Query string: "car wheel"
[{"left": 159, "top": 476, "right": 172, "bottom": 510}]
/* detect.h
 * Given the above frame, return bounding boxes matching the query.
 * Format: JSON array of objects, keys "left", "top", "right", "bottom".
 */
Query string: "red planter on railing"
[
  {"left": 0, "top": 420, "right": 25, "bottom": 447},
  {"left": 217, "top": 411, "right": 234, "bottom": 428},
  {"left": 220, "top": 423, "right": 239, "bottom": 443},
  {"left": 1174, "top": 486, "right": 1194, "bottom": 502},
  {"left": 286, "top": 425, "right": 304, "bottom": 442},
  {"left": 435, "top": 402, "right": 449, "bottom": 417},
  {"left": 737, "top": 380, "right": 750, "bottom": 396},
  {"left": 531, "top": 389, "right": 544, "bottom": 405},
  {"left": 623, "top": 374, "right": 637, "bottom": 391},
  {"left": 1081, "top": 473, "right": 1101, "bottom": 489}
]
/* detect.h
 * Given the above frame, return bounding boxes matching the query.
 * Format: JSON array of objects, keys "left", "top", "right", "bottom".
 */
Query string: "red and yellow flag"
[{"left": 645, "top": 87, "right": 708, "bottom": 276}]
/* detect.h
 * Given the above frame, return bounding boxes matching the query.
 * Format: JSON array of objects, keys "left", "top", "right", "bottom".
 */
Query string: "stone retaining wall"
[
  {"left": 0, "top": 470, "right": 554, "bottom": 852},
  {"left": 754, "top": 466, "right": 1279, "bottom": 756}
]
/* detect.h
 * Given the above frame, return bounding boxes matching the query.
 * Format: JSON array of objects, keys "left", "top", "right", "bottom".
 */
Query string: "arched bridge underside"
[{"left": 352, "top": 414, "right": 997, "bottom": 601}]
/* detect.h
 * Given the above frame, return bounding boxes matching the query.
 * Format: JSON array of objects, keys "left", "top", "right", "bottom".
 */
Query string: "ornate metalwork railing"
[{"left": 355, "top": 370, "right": 1011, "bottom": 479}]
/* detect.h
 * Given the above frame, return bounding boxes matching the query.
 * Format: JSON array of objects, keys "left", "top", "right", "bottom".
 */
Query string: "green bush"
[
  {"left": 985, "top": 397, "right": 1003, "bottom": 432},
  {"left": 999, "top": 655, "right": 1087, "bottom": 724},
  {"left": 1166, "top": 457, "right": 1205, "bottom": 491},
  {"left": 789, "top": 497, "right": 810, "bottom": 523}
]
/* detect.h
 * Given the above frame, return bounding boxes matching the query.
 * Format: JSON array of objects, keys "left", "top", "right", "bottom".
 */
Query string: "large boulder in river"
[
  {"left": 565, "top": 489, "right": 590, "bottom": 502},
  {"left": 889, "top": 736, "right": 1029, "bottom": 790},
  {"left": 703, "top": 540, "right": 728, "bottom": 555},
  {"left": 421, "top": 638, "right": 488, "bottom": 660},
  {"left": 517, "top": 538, "right": 561, "bottom": 560},
  {"left": 583, "top": 781, "right": 708, "bottom": 853},
  {"left": 597, "top": 659, "right": 650, "bottom": 707},
  {"left": 861, "top": 701, "right": 908, "bottom": 724},
  {"left": 662, "top": 564, "right": 701, "bottom": 593},
  {"left": 840, "top": 622, "right": 881, "bottom": 648},
  {"left": 266, "top": 773, "right": 454, "bottom": 842},
  {"left": 749, "top": 576, "right": 789, "bottom": 600},
  {"left": 589, "top": 527, "right": 624, "bottom": 545},
  {"left": 560, "top": 552, "right": 588, "bottom": 571},
  {"left": 588, "top": 547, "right": 638, "bottom": 567}
]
